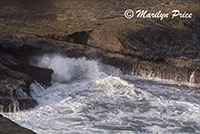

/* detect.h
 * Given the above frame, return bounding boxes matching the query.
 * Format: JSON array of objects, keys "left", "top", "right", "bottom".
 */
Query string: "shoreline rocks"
[
  {"left": 0, "top": 0, "right": 199, "bottom": 114},
  {"left": 0, "top": 0, "right": 199, "bottom": 133},
  {"left": 0, "top": 114, "right": 36, "bottom": 134},
  {"left": 0, "top": 40, "right": 53, "bottom": 113}
]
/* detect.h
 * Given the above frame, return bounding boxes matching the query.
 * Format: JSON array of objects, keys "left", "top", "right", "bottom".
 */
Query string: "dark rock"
[
  {"left": 0, "top": 0, "right": 199, "bottom": 115},
  {"left": 0, "top": 115, "right": 36, "bottom": 134},
  {"left": 0, "top": 98, "right": 17, "bottom": 113},
  {"left": 0, "top": 40, "right": 38, "bottom": 59},
  {"left": 13, "top": 64, "right": 53, "bottom": 87},
  {"left": 68, "top": 31, "right": 91, "bottom": 45},
  {"left": 0, "top": 0, "right": 199, "bottom": 132},
  {"left": 17, "top": 99, "right": 37, "bottom": 111},
  {"left": 0, "top": 39, "right": 53, "bottom": 113},
  {"left": 0, "top": 62, "right": 36, "bottom": 112}
]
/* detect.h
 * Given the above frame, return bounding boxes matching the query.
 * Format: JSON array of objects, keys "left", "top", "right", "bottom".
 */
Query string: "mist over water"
[{"left": 3, "top": 55, "right": 200, "bottom": 134}]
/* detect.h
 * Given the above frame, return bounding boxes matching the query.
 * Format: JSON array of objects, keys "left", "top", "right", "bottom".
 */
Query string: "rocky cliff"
[
  {"left": 0, "top": 0, "right": 200, "bottom": 133},
  {"left": 0, "top": 0, "right": 200, "bottom": 111}
]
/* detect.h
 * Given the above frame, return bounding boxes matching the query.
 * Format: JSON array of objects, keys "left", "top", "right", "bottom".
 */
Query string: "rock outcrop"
[
  {"left": 0, "top": 114, "right": 36, "bottom": 134},
  {"left": 0, "top": 39, "right": 53, "bottom": 112},
  {"left": 0, "top": 0, "right": 199, "bottom": 132},
  {"left": 0, "top": 0, "right": 199, "bottom": 114},
  {"left": 0, "top": 0, "right": 199, "bottom": 87}
]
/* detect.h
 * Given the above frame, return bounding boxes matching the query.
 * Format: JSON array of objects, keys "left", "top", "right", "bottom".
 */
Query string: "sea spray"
[
  {"left": 190, "top": 71, "right": 196, "bottom": 85},
  {"left": 30, "top": 82, "right": 46, "bottom": 97},
  {"left": 36, "top": 55, "right": 100, "bottom": 83},
  {"left": 2, "top": 55, "right": 200, "bottom": 134}
]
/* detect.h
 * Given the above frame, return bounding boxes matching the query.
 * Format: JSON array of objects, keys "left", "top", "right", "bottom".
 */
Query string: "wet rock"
[
  {"left": 0, "top": 40, "right": 53, "bottom": 113},
  {"left": 0, "top": 115, "right": 36, "bottom": 134},
  {"left": 0, "top": 0, "right": 198, "bottom": 133},
  {"left": 0, "top": 1, "right": 199, "bottom": 115},
  {"left": 13, "top": 64, "right": 53, "bottom": 87},
  {"left": 0, "top": 62, "right": 35, "bottom": 112},
  {"left": 17, "top": 99, "right": 37, "bottom": 111}
]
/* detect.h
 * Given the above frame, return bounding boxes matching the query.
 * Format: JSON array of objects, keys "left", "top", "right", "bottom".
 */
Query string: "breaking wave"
[
  {"left": 37, "top": 55, "right": 101, "bottom": 83},
  {"left": 3, "top": 55, "right": 200, "bottom": 134}
]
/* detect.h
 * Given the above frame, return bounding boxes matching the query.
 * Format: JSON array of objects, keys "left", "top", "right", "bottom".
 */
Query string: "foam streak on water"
[{"left": 3, "top": 55, "right": 200, "bottom": 134}]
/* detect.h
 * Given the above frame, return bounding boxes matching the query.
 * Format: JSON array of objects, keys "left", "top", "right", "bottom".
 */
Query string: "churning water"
[{"left": 3, "top": 55, "right": 200, "bottom": 134}]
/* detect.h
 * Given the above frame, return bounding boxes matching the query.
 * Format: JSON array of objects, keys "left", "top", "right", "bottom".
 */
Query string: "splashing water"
[
  {"left": 2, "top": 55, "right": 200, "bottom": 134},
  {"left": 190, "top": 72, "right": 196, "bottom": 86},
  {"left": 37, "top": 55, "right": 100, "bottom": 82}
]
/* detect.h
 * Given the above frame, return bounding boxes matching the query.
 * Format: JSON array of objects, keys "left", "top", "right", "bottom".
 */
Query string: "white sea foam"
[
  {"left": 3, "top": 55, "right": 200, "bottom": 134},
  {"left": 36, "top": 55, "right": 101, "bottom": 83}
]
